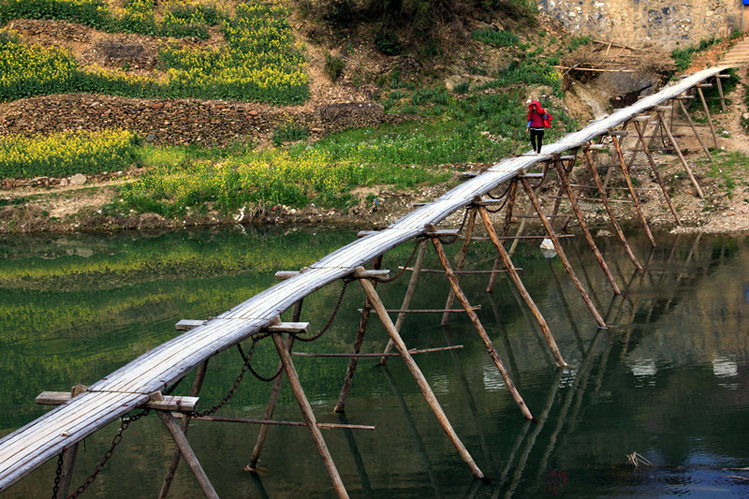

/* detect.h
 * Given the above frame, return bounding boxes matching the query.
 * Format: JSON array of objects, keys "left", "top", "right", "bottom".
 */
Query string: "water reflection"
[{"left": 1, "top": 228, "right": 748, "bottom": 497}]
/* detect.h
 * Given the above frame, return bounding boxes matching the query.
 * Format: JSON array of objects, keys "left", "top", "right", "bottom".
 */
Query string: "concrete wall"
[{"left": 538, "top": 0, "right": 745, "bottom": 50}]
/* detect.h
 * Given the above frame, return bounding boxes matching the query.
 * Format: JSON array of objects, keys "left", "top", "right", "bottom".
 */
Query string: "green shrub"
[
  {"left": 324, "top": 53, "right": 346, "bottom": 82},
  {"left": 375, "top": 29, "right": 401, "bottom": 55},
  {"left": 273, "top": 121, "right": 311, "bottom": 146},
  {"left": 471, "top": 28, "right": 519, "bottom": 47}
]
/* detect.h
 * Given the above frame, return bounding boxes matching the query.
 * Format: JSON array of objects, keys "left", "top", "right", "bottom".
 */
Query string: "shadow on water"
[{"left": 1, "top": 226, "right": 749, "bottom": 497}]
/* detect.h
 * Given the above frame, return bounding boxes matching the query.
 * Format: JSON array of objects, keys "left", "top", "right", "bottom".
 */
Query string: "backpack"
[{"left": 543, "top": 111, "right": 553, "bottom": 128}]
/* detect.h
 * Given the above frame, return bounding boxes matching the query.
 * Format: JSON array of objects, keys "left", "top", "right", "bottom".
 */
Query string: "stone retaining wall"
[
  {"left": 0, "top": 93, "right": 385, "bottom": 147},
  {"left": 538, "top": 0, "right": 742, "bottom": 50}
]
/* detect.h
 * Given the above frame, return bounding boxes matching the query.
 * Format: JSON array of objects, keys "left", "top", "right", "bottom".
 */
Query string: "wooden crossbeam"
[
  {"left": 176, "top": 319, "right": 206, "bottom": 331},
  {"left": 36, "top": 392, "right": 200, "bottom": 412}
]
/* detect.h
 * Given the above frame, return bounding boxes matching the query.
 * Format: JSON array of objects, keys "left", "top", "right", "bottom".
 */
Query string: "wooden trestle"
[{"left": 0, "top": 66, "right": 730, "bottom": 498}]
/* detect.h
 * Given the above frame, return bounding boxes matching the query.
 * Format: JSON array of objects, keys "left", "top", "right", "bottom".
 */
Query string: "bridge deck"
[{"left": 0, "top": 66, "right": 728, "bottom": 492}]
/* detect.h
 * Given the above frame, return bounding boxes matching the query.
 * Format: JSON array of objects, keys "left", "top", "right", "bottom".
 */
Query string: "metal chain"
[
  {"left": 194, "top": 350, "right": 254, "bottom": 418},
  {"left": 291, "top": 279, "right": 352, "bottom": 341},
  {"left": 68, "top": 410, "right": 150, "bottom": 498},
  {"left": 50, "top": 451, "right": 64, "bottom": 499},
  {"left": 369, "top": 238, "right": 423, "bottom": 284}
]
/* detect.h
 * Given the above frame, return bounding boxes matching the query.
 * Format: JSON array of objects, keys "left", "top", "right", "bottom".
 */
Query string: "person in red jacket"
[{"left": 525, "top": 99, "right": 552, "bottom": 154}]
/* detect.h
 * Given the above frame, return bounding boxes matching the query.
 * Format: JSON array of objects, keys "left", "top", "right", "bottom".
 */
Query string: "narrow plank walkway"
[{"left": 0, "top": 65, "right": 729, "bottom": 493}]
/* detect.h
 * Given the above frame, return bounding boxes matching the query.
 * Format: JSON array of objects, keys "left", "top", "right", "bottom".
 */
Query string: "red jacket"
[{"left": 527, "top": 100, "right": 553, "bottom": 128}]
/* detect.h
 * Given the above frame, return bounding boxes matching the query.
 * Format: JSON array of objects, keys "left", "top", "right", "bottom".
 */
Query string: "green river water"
[{"left": 1, "top": 226, "right": 748, "bottom": 498}]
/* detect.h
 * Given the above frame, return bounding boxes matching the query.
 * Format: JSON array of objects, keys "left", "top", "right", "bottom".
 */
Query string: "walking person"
[{"left": 525, "top": 98, "right": 552, "bottom": 154}]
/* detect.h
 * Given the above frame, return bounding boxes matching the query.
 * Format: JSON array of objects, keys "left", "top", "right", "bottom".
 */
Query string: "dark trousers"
[{"left": 530, "top": 128, "right": 544, "bottom": 153}]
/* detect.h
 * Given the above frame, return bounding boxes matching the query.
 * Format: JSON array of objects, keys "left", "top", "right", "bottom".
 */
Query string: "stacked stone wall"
[{"left": 538, "top": 0, "right": 742, "bottom": 49}]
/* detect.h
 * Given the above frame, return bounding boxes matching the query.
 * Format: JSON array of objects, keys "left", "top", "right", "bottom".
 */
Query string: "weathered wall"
[{"left": 538, "top": 0, "right": 743, "bottom": 50}]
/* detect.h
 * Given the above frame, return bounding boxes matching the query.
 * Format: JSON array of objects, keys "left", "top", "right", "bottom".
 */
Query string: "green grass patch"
[{"left": 471, "top": 28, "right": 519, "bottom": 47}]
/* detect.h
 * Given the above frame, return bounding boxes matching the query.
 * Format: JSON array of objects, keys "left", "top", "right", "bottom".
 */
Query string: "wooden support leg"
[
  {"left": 610, "top": 135, "right": 657, "bottom": 247},
  {"left": 553, "top": 160, "right": 621, "bottom": 294},
  {"left": 271, "top": 333, "right": 350, "bottom": 499},
  {"left": 632, "top": 120, "right": 682, "bottom": 227},
  {"left": 55, "top": 384, "right": 87, "bottom": 498},
  {"left": 427, "top": 231, "right": 535, "bottom": 420},
  {"left": 486, "top": 179, "right": 518, "bottom": 293},
  {"left": 715, "top": 76, "right": 727, "bottom": 112},
  {"left": 582, "top": 149, "right": 642, "bottom": 270},
  {"left": 476, "top": 206, "right": 567, "bottom": 367},
  {"left": 57, "top": 443, "right": 78, "bottom": 499},
  {"left": 519, "top": 177, "right": 607, "bottom": 328},
  {"left": 677, "top": 98, "right": 713, "bottom": 162},
  {"left": 157, "top": 410, "right": 219, "bottom": 499},
  {"left": 696, "top": 87, "right": 719, "bottom": 148},
  {"left": 441, "top": 208, "right": 477, "bottom": 326},
  {"left": 655, "top": 110, "right": 704, "bottom": 199},
  {"left": 159, "top": 359, "right": 210, "bottom": 498},
  {"left": 246, "top": 300, "right": 303, "bottom": 470},
  {"left": 336, "top": 256, "right": 382, "bottom": 411},
  {"left": 357, "top": 273, "right": 487, "bottom": 477},
  {"left": 380, "top": 240, "right": 428, "bottom": 364}
]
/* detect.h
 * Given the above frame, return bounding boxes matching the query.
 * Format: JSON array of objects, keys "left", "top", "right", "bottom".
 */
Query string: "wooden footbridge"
[{"left": 0, "top": 65, "right": 732, "bottom": 498}]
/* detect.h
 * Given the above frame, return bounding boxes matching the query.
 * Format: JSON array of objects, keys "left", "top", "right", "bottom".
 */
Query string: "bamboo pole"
[
  {"left": 380, "top": 240, "right": 428, "bottom": 364},
  {"left": 441, "top": 208, "right": 478, "bottom": 326},
  {"left": 272, "top": 332, "right": 350, "bottom": 498},
  {"left": 486, "top": 179, "right": 518, "bottom": 293},
  {"left": 56, "top": 384, "right": 88, "bottom": 498},
  {"left": 655, "top": 110, "right": 704, "bottom": 199},
  {"left": 357, "top": 272, "right": 486, "bottom": 477},
  {"left": 553, "top": 160, "right": 621, "bottom": 294},
  {"left": 677, "top": 98, "right": 713, "bottom": 162},
  {"left": 631, "top": 120, "right": 682, "bottom": 226},
  {"left": 246, "top": 300, "right": 302, "bottom": 471},
  {"left": 582, "top": 149, "right": 643, "bottom": 270},
  {"left": 610, "top": 135, "right": 657, "bottom": 247},
  {"left": 715, "top": 76, "right": 727, "bottom": 112},
  {"left": 427, "top": 231, "right": 535, "bottom": 419},
  {"left": 157, "top": 410, "right": 219, "bottom": 499},
  {"left": 696, "top": 87, "right": 719, "bottom": 147},
  {"left": 336, "top": 256, "right": 382, "bottom": 411},
  {"left": 519, "top": 177, "right": 607, "bottom": 328},
  {"left": 477, "top": 205, "right": 567, "bottom": 367},
  {"left": 158, "top": 359, "right": 210, "bottom": 498}
]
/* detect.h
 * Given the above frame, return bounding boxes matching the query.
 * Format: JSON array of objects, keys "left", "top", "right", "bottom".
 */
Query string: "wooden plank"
[{"left": 36, "top": 392, "right": 199, "bottom": 412}]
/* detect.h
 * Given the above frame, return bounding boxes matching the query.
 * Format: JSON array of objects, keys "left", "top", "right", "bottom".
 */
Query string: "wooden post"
[
  {"left": 632, "top": 120, "right": 682, "bottom": 226},
  {"left": 357, "top": 271, "right": 487, "bottom": 477},
  {"left": 519, "top": 177, "right": 607, "bottom": 328},
  {"left": 486, "top": 179, "right": 518, "bottom": 293},
  {"left": 553, "top": 160, "right": 621, "bottom": 294},
  {"left": 157, "top": 410, "right": 219, "bottom": 499},
  {"left": 247, "top": 300, "right": 303, "bottom": 470},
  {"left": 655, "top": 109, "right": 704, "bottom": 199},
  {"left": 427, "top": 231, "right": 535, "bottom": 419},
  {"left": 380, "top": 240, "right": 428, "bottom": 364},
  {"left": 441, "top": 208, "right": 477, "bottom": 326},
  {"left": 610, "top": 135, "right": 657, "bottom": 247},
  {"left": 271, "top": 332, "right": 350, "bottom": 498},
  {"left": 336, "top": 256, "right": 382, "bottom": 412},
  {"left": 159, "top": 359, "right": 210, "bottom": 498},
  {"left": 476, "top": 205, "right": 567, "bottom": 367},
  {"left": 55, "top": 384, "right": 87, "bottom": 498},
  {"left": 714, "top": 76, "right": 727, "bottom": 112},
  {"left": 677, "top": 98, "right": 713, "bottom": 162},
  {"left": 696, "top": 86, "right": 719, "bottom": 147},
  {"left": 582, "top": 148, "right": 643, "bottom": 270}
]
